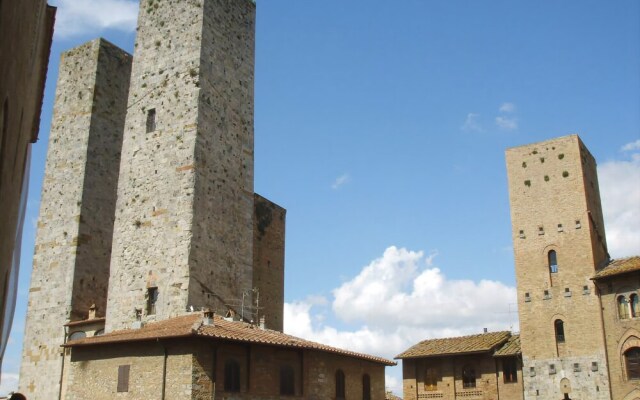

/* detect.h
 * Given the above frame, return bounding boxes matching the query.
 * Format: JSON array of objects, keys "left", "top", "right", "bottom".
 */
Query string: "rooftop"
[
  {"left": 493, "top": 334, "right": 521, "bottom": 357},
  {"left": 64, "top": 313, "right": 395, "bottom": 366},
  {"left": 395, "top": 331, "right": 515, "bottom": 359},
  {"left": 593, "top": 256, "right": 640, "bottom": 280}
]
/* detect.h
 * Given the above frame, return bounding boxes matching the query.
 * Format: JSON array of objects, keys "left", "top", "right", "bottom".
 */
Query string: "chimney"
[
  {"left": 203, "top": 308, "right": 215, "bottom": 326},
  {"left": 259, "top": 316, "right": 266, "bottom": 330},
  {"left": 483, "top": 328, "right": 488, "bottom": 333}
]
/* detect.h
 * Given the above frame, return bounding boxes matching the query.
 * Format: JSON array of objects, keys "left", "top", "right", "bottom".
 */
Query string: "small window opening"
[
  {"left": 631, "top": 294, "right": 639, "bottom": 317},
  {"left": 224, "top": 359, "right": 241, "bottom": 392},
  {"left": 575, "top": 220, "right": 581, "bottom": 229},
  {"left": 147, "top": 287, "right": 158, "bottom": 315},
  {"left": 549, "top": 364, "right": 556, "bottom": 374},
  {"left": 557, "top": 224, "right": 563, "bottom": 232},
  {"left": 462, "top": 365, "right": 476, "bottom": 388},
  {"left": 279, "top": 365, "right": 295, "bottom": 395},
  {"left": 525, "top": 292, "right": 531, "bottom": 302},
  {"left": 544, "top": 290, "right": 550, "bottom": 299},
  {"left": 592, "top": 362, "right": 598, "bottom": 371},
  {"left": 519, "top": 230, "right": 525, "bottom": 239},
  {"left": 335, "top": 369, "right": 346, "bottom": 399},
  {"left": 583, "top": 285, "right": 590, "bottom": 295},
  {"left": 538, "top": 226, "right": 544, "bottom": 235},
  {"left": 548, "top": 250, "right": 558, "bottom": 273},
  {"left": 362, "top": 374, "right": 371, "bottom": 400},
  {"left": 626, "top": 348, "right": 640, "bottom": 380},
  {"left": 554, "top": 320, "right": 565, "bottom": 343},
  {"left": 117, "top": 365, "right": 130, "bottom": 392},
  {"left": 618, "top": 296, "right": 630, "bottom": 319},
  {"left": 564, "top": 287, "right": 571, "bottom": 297},
  {"left": 573, "top": 363, "right": 581, "bottom": 372},
  {"left": 146, "top": 108, "right": 156, "bottom": 133},
  {"left": 503, "top": 358, "right": 518, "bottom": 383},
  {"left": 529, "top": 367, "right": 536, "bottom": 377}
]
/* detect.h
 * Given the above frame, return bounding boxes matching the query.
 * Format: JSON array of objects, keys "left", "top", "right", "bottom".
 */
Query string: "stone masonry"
[
  {"left": 506, "top": 135, "right": 612, "bottom": 399},
  {"left": 106, "top": 0, "right": 257, "bottom": 331},
  {"left": 19, "top": 38, "right": 131, "bottom": 399}
]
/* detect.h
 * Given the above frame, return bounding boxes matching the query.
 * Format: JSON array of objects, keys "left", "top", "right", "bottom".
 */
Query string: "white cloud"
[
  {"left": 51, "top": 0, "right": 139, "bottom": 38},
  {"left": 331, "top": 173, "right": 350, "bottom": 190},
  {"left": 284, "top": 246, "right": 517, "bottom": 395},
  {"left": 495, "top": 116, "right": 518, "bottom": 131},
  {"left": 621, "top": 140, "right": 640, "bottom": 152},
  {"left": 462, "top": 113, "right": 483, "bottom": 132},
  {"left": 599, "top": 143, "right": 640, "bottom": 258},
  {"left": 0, "top": 373, "right": 19, "bottom": 397},
  {"left": 499, "top": 102, "right": 516, "bottom": 113}
]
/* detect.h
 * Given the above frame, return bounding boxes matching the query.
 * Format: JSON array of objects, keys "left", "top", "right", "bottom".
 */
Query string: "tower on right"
[{"left": 506, "top": 134, "right": 611, "bottom": 400}]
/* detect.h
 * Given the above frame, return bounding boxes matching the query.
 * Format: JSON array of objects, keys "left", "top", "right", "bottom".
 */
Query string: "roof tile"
[
  {"left": 593, "top": 256, "right": 640, "bottom": 280},
  {"left": 395, "top": 331, "right": 511, "bottom": 359}
]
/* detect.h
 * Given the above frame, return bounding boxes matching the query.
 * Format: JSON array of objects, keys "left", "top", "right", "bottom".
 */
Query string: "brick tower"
[
  {"left": 19, "top": 39, "right": 132, "bottom": 399},
  {"left": 105, "top": 0, "right": 260, "bottom": 331},
  {"left": 506, "top": 135, "right": 611, "bottom": 399}
]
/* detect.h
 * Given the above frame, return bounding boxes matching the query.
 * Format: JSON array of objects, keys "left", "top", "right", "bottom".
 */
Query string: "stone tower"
[
  {"left": 19, "top": 39, "right": 131, "bottom": 399},
  {"left": 506, "top": 135, "right": 611, "bottom": 400},
  {"left": 106, "top": 0, "right": 259, "bottom": 331}
]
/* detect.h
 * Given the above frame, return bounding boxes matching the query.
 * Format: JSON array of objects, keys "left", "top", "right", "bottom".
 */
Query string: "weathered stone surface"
[{"left": 19, "top": 38, "right": 131, "bottom": 399}]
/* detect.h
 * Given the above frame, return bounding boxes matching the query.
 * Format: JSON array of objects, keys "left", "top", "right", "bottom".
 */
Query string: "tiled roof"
[
  {"left": 493, "top": 334, "right": 521, "bottom": 357},
  {"left": 593, "top": 256, "right": 640, "bottom": 280},
  {"left": 395, "top": 331, "right": 511, "bottom": 359},
  {"left": 65, "top": 313, "right": 395, "bottom": 366}
]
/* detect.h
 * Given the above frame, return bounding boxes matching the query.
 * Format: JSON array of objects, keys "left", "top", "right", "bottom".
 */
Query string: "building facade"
[
  {"left": 0, "top": 0, "right": 55, "bottom": 374},
  {"left": 19, "top": 0, "right": 392, "bottom": 398},
  {"left": 399, "top": 135, "right": 640, "bottom": 400}
]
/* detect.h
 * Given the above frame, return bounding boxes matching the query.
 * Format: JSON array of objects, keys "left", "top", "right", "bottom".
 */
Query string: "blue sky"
[{"left": 2, "top": 0, "right": 639, "bottom": 394}]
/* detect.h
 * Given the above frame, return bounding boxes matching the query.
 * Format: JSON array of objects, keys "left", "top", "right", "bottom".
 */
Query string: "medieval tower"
[
  {"left": 506, "top": 135, "right": 611, "bottom": 400},
  {"left": 20, "top": 39, "right": 132, "bottom": 399},
  {"left": 21, "top": 1, "right": 286, "bottom": 398}
]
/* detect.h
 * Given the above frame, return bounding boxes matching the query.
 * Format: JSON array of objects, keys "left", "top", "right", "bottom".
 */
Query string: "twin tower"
[{"left": 21, "top": 0, "right": 285, "bottom": 398}]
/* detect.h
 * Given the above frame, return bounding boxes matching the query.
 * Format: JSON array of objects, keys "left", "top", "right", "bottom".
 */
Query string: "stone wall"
[
  {"left": 252, "top": 193, "right": 286, "bottom": 331},
  {"left": 505, "top": 135, "right": 611, "bottom": 399},
  {"left": 106, "top": 0, "right": 257, "bottom": 331},
  {"left": 595, "top": 272, "right": 640, "bottom": 400},
  {"left": 19, "top": 39, "right": 131, "bottom": 400}
]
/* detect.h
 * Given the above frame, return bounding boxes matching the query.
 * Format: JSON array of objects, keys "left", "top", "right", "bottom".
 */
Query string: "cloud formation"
[
  {"left": 284, "top": 246, "right": 518, "bottom": 394},
  {"left": 331, "top": 173, "right": 350, "bottom": 190},
  {"left": 499, "top": 102, "right": 516, "bottom": 113},
  {"left": 599, "top": 141, "right": 640, "bottom": 257},
  {"left": 495, "top": 116, "right": 518, "bottom": 130},
  {"left": 52, "top": 0, "right": 139, "bottom": 38},
  {"left": 462, "top": 113, "right": 483, "bottom": 132},
  {"left": 0, "top": 373, "right": 18, "bottom": 397}
]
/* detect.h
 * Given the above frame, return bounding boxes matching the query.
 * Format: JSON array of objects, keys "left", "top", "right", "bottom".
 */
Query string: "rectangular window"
[
  {"left": 117, "top": 365, "right": 130, "bottom": 392},
  {"left": 549, "top": 364, "right": 556, "bottom": 375},
  {"left": 147, "top": 287, "right": 158, "bottom": 315},
  {"left": 573, "top": 363, "right": 581, "bottom": 372},
  {"left": 503, "top": 358, "right": 518, "bottom": 383},
  {"left": 146, "top": 108, "right": 156, "bottom": 133}
]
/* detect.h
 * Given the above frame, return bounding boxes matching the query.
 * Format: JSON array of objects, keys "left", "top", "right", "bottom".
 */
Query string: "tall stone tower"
[
  {"left": 506, "top": 135, "right": 611, "bottom": 400},
  {"left": 106, "top": 0, "right": 258, "bottom": 331},
  {"left": 19, "top": 39, "right": 131, "bottom": 399}
]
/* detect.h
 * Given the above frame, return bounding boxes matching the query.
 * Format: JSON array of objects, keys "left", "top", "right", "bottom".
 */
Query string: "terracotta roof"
[
  {"left": 395, "top": 331, "right": 511, "bottom": 359},
  {"left": 64, "top": 313, "right": 395, "bottom": 366},
  {"left": 493, "top": 334, "right": 521, "bottom": 357},
  {"left": 593, "top": 256, "right": 640, "bottom": 280}
]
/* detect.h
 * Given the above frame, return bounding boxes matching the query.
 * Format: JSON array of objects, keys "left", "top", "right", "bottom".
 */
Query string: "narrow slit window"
[
  {"left": 503, "top": 358, "right": 518, "bottom": 383},
  {"left": 146, "top": 108, "right": 156, "bottom": 132},
  {"left": 335, "top": 369, "right": 346, "bottom": 399},
  {"left": 279, "top": 365, "right": 295, "bottom": 395},
  {"left": 618, "top": 296, "right": 630, "bottom": 319},
  {"left": 362, "top": 374, "right": 371, "bottom": 400},
  {"left": 117, "top": 365, "right": 130, "bottom": 392},
  {"left": 548, "top": 250, "right": 558, "bottom": 273},
  {"left": 554, "top": 319, "right": 565, "bottom": 343},
  {"left": 147, "top": 287, "right": 158, "bottom": 315},
  {"left": 631, "top": 294, "right": 639, "bottom": 317}
]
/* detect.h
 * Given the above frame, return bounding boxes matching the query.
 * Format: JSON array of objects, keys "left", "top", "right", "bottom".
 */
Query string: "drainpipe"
[
  {"left": 58, "top": 325, "right": 68, "bottom": 400},
  {"left": 159, "top": 340, "right": 167, "bottom": 400}
]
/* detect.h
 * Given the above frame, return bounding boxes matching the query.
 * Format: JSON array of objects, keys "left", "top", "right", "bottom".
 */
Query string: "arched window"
[
  {"left": 425, "top": 367, "right": 438, "bottom": 391},
  {"left": 462, "top": 365, "right": 476, "bottom": 388},
  {"left": 362, "top": 374, "right": 371, "bottom": 400},
  {"left": 631, "top": 294, "right": 639, "bottom": 318},
  {"left": 625, "top": 348, "right": 640, "bottom": 380},
  {"left": 554, "top": 319, "right": 565, "bottom": 343},
  {"left": 618, "top": 296, "right": 630, "bottom": 319},
  {"left": 548, "top": 250, "right": 558, "bottom": 273},
  {"left": 280, "top": 364, "right": 295, "bottom": 395},
  {"left": 68, "top": 331, "right": 86, "bottom": 341},
  {"left": 224, "top": 359, "right": 240, "bottom": 392},
  {"left": 335, "top": 369, "right": 345, "bottom": 399}
]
